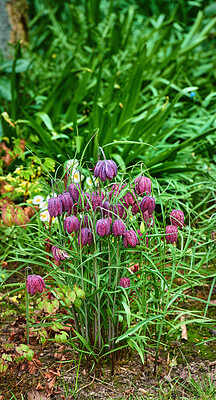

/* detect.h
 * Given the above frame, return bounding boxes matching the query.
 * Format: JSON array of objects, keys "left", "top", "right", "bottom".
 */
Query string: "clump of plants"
[{"left": 23, "top": 147, "right": 194, "bottom": 373}]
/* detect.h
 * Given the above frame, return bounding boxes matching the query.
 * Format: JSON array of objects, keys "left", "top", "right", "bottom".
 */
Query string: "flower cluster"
[
  {"left": 45, "top": 153, "right": 185, "bottom": 289},
  {"left": 165, "top": 209, "right": 184, "bottom": 244},
  {"left": 46, "top": 157, "right": 154, "bottom": 255}
]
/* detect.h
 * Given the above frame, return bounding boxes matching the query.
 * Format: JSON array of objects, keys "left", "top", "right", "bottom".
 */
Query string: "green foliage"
[
  {"left": 1, "top": 1, "right": 215, "bottom": 186},
  {"left": 5, "top": 159, "right": 216, "bottom": 369}
]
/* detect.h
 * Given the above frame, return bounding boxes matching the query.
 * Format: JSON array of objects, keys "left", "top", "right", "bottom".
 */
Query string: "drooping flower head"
[
  {"left": 52, "top": 246, "right": 70, "bottom": 261},
  {"left": 140, "top": 196, "right": 155, "bottom": 215},
  {"left": 64, "top": 216, "right": 80, "bottom": 234},
  {"left": 135, "top": 176, "right": 151, "bottom": 196},
  {"left": 26, "top": 275, "right": 45, "bottom": 296},
  {"left": 81, "top": 215, "right": 93, "bottom": 230},
  {"left": 86, "top": 194, "right": 102, "bottom": 212},
  {"left": 131, "top": 201, "right": 140, "bottom": 215},
  {"left": 78, "top": 228, "right": 93, "bottom": 246},
  {"left": 165, "top": 225, "right": 178, "bottom": 244},
  {"left": 123, "top": 230, "right": 138, "bottom": 248},
  {"left": 68, "top": 183, "right": 81, "bottom": 202},
  {"left": 48, "top": 196, "right": 63, "bottom": 218},
  {"left": 96, "top": 218, "right": 110, "bottom": 237},
  {"left": 170, "top": 209, "right": 184, "bottom": 228},
  {"left": 58, "top": 191, "right": 73, "bottom": 214},
  {"left": 119, "top": 277, "right": 131, "bottom": 288},
  {"left": 94, "top": 158, "right": 117, "bottom": 182},
  {"left": 112, "top": 219, "right": 126, "bottom": 237}
]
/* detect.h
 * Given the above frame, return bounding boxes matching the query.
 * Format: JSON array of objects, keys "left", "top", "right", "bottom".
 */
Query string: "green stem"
[
  {"left": 108, "top": 241, "right": 112, "bottom": 346},
  {"left": 26, "top": 289, "right": 29, "bottom": 345},
  {"left": 112, "top": 237, "right": 120, "bottom": 349}
]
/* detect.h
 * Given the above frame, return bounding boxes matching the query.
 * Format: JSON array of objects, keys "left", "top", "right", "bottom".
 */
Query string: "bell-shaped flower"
[{"left": 26, "top": 275, "right": 45, "bottom": 295}]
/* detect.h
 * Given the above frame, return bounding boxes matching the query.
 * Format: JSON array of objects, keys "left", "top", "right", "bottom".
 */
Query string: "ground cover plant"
[{"left": 0, "top": 0, "right": 216, "bottom": 399}]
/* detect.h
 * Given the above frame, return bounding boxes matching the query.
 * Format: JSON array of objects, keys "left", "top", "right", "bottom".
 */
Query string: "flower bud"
[
  {"left": 119, "top": 277, "right": 131, "bottom": 288},
  {"left": 170, "top": 209, "right": 184, "bottom": 228},
  {"left": 48, "top": 196, "right": 63, "bottom": 218},
  {"left": 96, "top": 218, "right": 110, "bottom": 237},
  {"left": 52, "top": 246, "right": 70, "bottom": 261},
  {"left": 165, "top": 225, "right": 178, "bottom": 244},
  {"left": 135, "top": 176, "right": 151, "bottom": 195},
  {"left": 123, "top": 230, "right": 138, "bottom": 248},
  {"left": 26, "top": 275, "right": 45, "bottom": 295},
  {"left": 64, "top": 216, "right": 80, "bottom": 233},
  {"left": 112, "top": 219, "right": 126, "bottom": 237}
]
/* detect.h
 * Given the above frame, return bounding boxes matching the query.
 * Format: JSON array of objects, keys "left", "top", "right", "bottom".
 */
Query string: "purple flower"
[
  {"left": 135, "top": 176, "right": 151, "bottom": 196},
  {"left": 101, "top": 200, "right": 110, "bottom": 218},
  {"left": 124, "top": 190, "right": 136, "bottom": 207},
  {"left": 26, "top": 275, "right": 45, "bottom": 295},
  {"left": 131, "top": 202, "right": 140, "bottom": 215},
  {"left": 85, "top": 194, "right": 102, "bottom": 212},
  {"left": 112, "top": 219, "right": 126, "bottom": 237},
  {"left": 58, "top": 191, "right": 73, "bottom": 214},
  {"left": 170, "top": 209, "right": 184, "bottom": 228},
  {"left": 140, "top": 196, "right": 155, "bottom": 215},
  {"left": 52, "top": 246, "right": 70, "bottom": 261},
  {"left": 165, "top": 225, "right": 178, "bottom": 244},
  {"left": 119, "top": 277, "right": 131, "bottom": 288},
  {"left": 96, "top": 219, "right": 110, "bottom": 237},
  {"left": 78, "top": 228, "right": 93, "bottom": 246},
  {"left": 64, "top": 216, "right": 80, "bottom": 233},
  {"left": 81, "top": 215, "right": 93, "bottom": 230},
  {"left": 123, "top": 230, "right": 138, "bottom": 248},
  {"left": 94, "top": 159, "right": 117, "bottom": 182},
  {"left": 68, "top": 183, "right": 81, "bottom": 202},
  {"left": 116, "top": 203, "right": 127, "bottom": 219},
  {"left": 109, "top": 184, "right": 121, "bottom": 200},
  {"left": 48, "top": 196, "right": 63, "bottom": 218}
]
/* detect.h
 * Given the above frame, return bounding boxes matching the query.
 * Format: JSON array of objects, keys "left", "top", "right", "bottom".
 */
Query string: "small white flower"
[
  {"left": 64, "top": 159, "right": 79, "bottom": 171},
  {"left": 129, "top": 215, "right": 136, "bottom": 222},
  {"left": 72, "top": 169, "right": 84, "bottom": 183},
  {"left": 86, "top": 176, "right": 99, "bottom": 188},
  {"left": 33, "top": 195, "right": 45, "bottom": 206},
  {"left": 39, "top": 201, "right": 48, "bottom": 210},
  {"left": 40, "top": 210, "right": 50, "bottom": 223}
]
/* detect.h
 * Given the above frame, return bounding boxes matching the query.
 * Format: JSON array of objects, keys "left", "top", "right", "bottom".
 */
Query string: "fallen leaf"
[
  {"left": 138, "top": 388, "right": 148, "bottom": 395},
  {"left": 180, "top": 315, "right": 188, "bottom": 340},
  {"left": 36, "top": 382, "right": 44, "bottom": 390},
  {"left": 48, "top": 376, "right": 56, "bottom": 390},
  {"left": 164, "top": 375, "right": 172, "bottom": 382},
  {"left": 209, "top": 360, "right": 216, "bottom": 366},
  {"left": 27, "top": 389, "right": 47, "bottom": 400},
  {"left": 28, "top": 361, "right": 37, "bottom": 374}
]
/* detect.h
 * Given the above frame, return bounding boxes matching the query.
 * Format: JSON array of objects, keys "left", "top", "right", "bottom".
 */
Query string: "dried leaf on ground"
[
  {"left": 180, "top": 315, "right": 188, "bottom": 340},
  {"left": 27, "top": 389, "right": 47, "bottom": 400}
]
